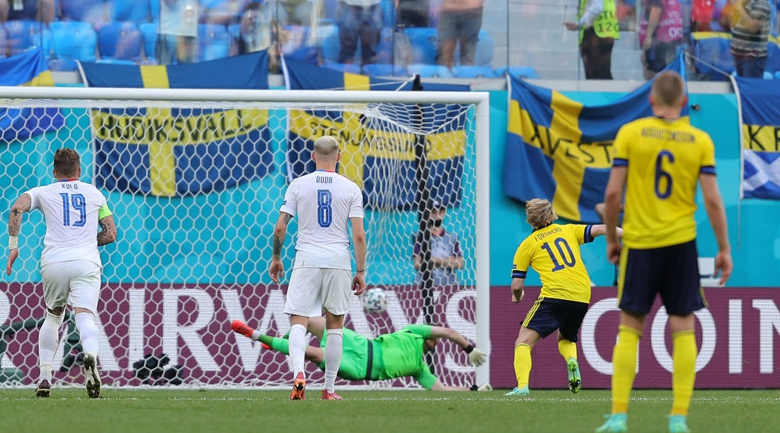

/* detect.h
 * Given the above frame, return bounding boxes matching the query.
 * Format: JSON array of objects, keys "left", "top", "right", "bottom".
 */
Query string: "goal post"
[{"left": 0, "top": 85, "right": 491, "bottom": 389}]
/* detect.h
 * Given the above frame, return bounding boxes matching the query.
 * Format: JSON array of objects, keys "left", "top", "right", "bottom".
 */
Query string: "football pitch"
[{"left": 0, "top": 389, "right": 777, "bottom": 433}]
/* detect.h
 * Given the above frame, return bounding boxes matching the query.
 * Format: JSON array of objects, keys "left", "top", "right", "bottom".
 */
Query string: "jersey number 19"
[{"left": 59, "top": 193, "right": 87, "bottom": 227}]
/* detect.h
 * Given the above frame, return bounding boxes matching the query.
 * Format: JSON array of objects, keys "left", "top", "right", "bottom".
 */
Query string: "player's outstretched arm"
[
  {"left": 97, "top": 215, "right": 117, "bottom": 246},
  {"left": 6, "top": 193, "right": 32, "bottom": 276},
  {"left": 603, "top": 166, "right": 627, "bottom": 264},
  {"left": 700, "top": 174, "right": 732, "bottom": 285},
  {"left": 429, "top": 326, "right": 487, "bottom": 366},
  {"left": 350, "top": 216, "right": 366, "bottom": 295},
  {"left": 269, "top": 212, "right": 292, "bottom": 284},
  {"left": 588, "top": 225, "right": 624, "bottom": 239}
]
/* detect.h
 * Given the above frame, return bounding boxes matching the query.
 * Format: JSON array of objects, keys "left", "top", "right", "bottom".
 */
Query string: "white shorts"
[
  {"left": 284, "top": 268, "right": 352, "bottom": 317},
  {"left": 40, "top": 260, "right": 101, "bottom": 313}
]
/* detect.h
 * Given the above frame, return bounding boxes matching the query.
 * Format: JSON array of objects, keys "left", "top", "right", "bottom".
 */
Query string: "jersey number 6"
[{"left": 654, "top": 150, "right": 675, "bottom": 199}]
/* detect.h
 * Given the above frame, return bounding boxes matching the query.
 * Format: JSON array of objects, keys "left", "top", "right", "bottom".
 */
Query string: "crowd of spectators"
[{"left": 0, "top": 0, "right": 778, "bottom": 80}]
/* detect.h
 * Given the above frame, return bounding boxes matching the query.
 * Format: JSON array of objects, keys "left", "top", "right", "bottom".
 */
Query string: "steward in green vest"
[{"left": 564, "top": 0, "right": 619, "bottom": 79}]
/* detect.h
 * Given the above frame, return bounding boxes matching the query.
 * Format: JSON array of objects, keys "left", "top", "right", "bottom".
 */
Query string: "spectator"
[
  {"left": 692, "top": 0, "right": 716, "bottom": 31},
  {"left": 159, "top": 0, "right": 199, "bottom": 65},
  {"left": 731, "top": 0, "right": 771, "bottom": 77},
  {"left": 0, "top": 0, "right": 54, "bottom": 23},
  {"left": 234, "top": 2, "right": 272, "bottom": 54},
  {"left": 396, "top": 0, "right": 429, "bottom": 28},
  {"left": 412, "top": 200, "right": 464, "bottom": 287},
  {"left": 337, "top": 0, "right": 383, "bottom": 65},
  {"left": 564, "top": 0, "right": 620, "bottom": 80},
  {"left": 436, "top": 0, "right": 483, "bottom": 68},
  {"left": 638, "top": 0, "right": 683, "bottom": 79}
]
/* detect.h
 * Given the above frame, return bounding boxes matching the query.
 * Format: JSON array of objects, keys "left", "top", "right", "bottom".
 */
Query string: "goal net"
[{"left": 0, "top": 87, "right": 489, "bottom": 389}]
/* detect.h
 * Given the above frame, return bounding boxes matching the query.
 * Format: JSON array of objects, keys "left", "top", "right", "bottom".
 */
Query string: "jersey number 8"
[
  {"left": 59, "top": 193, "right": 87, "bottom": 227},
  {"left": 654, "top": 150, "right": 675, "bottom": 199},
  {"left": 317, "top": 189, "right": 332, "bottom": 228}
]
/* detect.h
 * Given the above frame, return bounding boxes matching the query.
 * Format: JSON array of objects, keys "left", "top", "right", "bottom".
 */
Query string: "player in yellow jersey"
[
  {"left": 505, "top": 198, "right": 622, "bottom": 397},
  {"left": 596, "top": 71, "right": 732, "bottom": 433}
]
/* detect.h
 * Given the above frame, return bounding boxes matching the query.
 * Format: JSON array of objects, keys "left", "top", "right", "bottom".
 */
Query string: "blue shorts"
[
  {"left": 619, "top": 239, "right": 706, "bottom": 316},
  {"left": 522, "top": 297, "right": 589, "bottom": 342}
]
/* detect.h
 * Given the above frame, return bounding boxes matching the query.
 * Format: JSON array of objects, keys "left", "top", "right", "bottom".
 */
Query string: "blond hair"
[
  {"left": 525, "top": 198, "right": 557, "bottom": 230},
  {"left": 651, "top": 71, "right": 685, "bottom": 107},
  {"left": 314, "top": 135, "right": 340, "bottom": 160}
]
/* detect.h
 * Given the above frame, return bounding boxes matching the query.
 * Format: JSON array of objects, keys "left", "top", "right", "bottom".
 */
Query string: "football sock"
[
  {"left": 268, "top": 336, "right": 290, "bottom": 354},
  {"left": 75, "top": 312, "right": 99, "bottom": 357},
  {"left": 558, "top": 339, "right": 577, "bottom": 361},
  {"left": 324, "top": 329, "right": 343, "bottom": 393},
  {"left": 289, "top": 324, "right": 307, "bottom": 378},
  {"left": 671, "top": 330, "right": 697, "bottom": 417},
  {"left": 611, "top": 325, "right": 642, "bottom": 414},
  {"left": 39, "top": 312, "right": 63, "bottom": 382},
  {"left": 513, "top": 343, "right": 532, "bottom": 388}
]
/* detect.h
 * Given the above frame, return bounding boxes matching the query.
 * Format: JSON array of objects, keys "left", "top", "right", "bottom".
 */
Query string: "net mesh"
[{"left": 0, "top": 96, "right": 479, "bottom": 389}]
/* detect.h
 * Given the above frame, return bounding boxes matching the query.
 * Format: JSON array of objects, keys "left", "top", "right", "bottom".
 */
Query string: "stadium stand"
[
  {"left": 451, "top": 65, "right": 496, "bottom": 78},
  {"left": 197, "top": 23, "right": 231, "bottom": 62},
  {"left": 407, "top": 63, "right": 453, "bottom": 78},
  {"left": 98, "top": 21, "right": 143, "bottom": 61},
  {"left": 494, "top": 66, "right": 540, "bottom": 79},
  {"left": 5, "top": 20, "right": 51, "bottom": 57},
  {"left": 109, "top": 0, "right": 150, "bottom": 23}
]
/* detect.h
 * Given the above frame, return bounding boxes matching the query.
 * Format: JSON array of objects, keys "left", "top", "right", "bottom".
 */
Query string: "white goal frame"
[{"left": 0, "top": 86, "right": 492, "bottom": 387}]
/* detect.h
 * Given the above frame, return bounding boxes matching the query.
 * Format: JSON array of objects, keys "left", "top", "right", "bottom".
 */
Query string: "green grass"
[{"left": 0, "top": 389, "right": 778, "bottom": 433}]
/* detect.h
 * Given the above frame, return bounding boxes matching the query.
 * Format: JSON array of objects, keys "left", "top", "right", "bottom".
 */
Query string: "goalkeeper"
[{"left": 232, "top": 318, "right": 491, "bottom": 391}]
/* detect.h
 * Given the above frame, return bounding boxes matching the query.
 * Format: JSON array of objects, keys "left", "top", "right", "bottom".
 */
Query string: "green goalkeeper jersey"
[{"left": 319, "top": 324, "right": 438, "bottom": 390}]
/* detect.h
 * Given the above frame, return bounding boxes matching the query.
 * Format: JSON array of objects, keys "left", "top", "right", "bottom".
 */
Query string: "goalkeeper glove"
[
  {"left": 469, "top": 383, "right": 493, "bottom": 391},
  {"left": 464, "top": 346, "right": 487, "bottom": 366}
]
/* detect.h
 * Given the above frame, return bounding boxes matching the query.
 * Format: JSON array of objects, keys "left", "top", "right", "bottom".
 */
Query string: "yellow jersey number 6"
[{"left": 655, "top": 150, "right": 675, "bottom": 199}]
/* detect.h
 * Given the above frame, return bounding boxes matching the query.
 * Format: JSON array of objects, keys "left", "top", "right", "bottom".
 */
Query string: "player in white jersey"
[
  {"left": 270, "top": 135, "right": 367, "bottom": 400},
  {"left": 5, "top": 149, "right": 117, "bottom": 399}
]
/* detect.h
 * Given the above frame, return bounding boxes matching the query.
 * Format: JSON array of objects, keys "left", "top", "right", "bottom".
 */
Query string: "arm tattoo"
[
  {"left": 97, "top": 221, "right": 110, "bottom": 246},
  {"left": 8, "top": 194, "right": 32, "bottom": 237},
  {"left": 272, "top": 213, "right": 292, "bottom": 258}
]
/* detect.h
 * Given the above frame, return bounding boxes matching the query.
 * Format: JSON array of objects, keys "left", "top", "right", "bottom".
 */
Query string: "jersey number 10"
[
  {"left": 541, "top": 238, "right": 576, "bottom": 272},
  {"left": 59, "top": 193, "right": 87, "bottom": 227}
]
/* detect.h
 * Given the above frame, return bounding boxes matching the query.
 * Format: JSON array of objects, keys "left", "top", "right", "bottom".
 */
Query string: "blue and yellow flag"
[
  {"left": 504, "top": 56, "right": 687, "bottom": 222},
  {"left": 80, "top": 52, "right": 273, "bottom": 196},
  {"left": 0, "top": 49, "right": 64, "bottom": 143},
  {"left": 282, "top": 58, "right": 470, "bottom": 209},
  {"left": 737, "top": 77, "right": 780, "bottom": 200}
]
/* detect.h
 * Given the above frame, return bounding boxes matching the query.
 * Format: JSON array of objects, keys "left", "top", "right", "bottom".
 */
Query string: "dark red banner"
[{"left": 489, "top": 287, "right": 780, "bottom": 389}]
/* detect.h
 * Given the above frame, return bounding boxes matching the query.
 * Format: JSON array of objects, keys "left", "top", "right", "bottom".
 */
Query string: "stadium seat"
[
  {"left": 453, "top": 30, "right": 493, "bottom": 67},
  {"left": 451, "top": 66, "right": 496, "bottom": 78},
  {"left": 198, "top": 24, "right": 231, "bottom": 62},
  {"left": 691, "top": 33, "right": 734, "bottom": 80},
  {"left": 47, "top": 58, "right": 79, "bottom": 71},
  {"left": 98, "top": 21, "right": 143, "bottom": 61},
  {"left": 374, "top": 27, "right": 395, "bottom": 64},
  {"left": 110, "top": 0, "right": 150, "bottom": 23},
  {"left": 96, "top": 58, "right": 136, "bottom": 65},
  {"left": 138, "top": 22, "right": 158, "bottom": 60},
  {"left": 362, "top": 63, "right": 407, "bottom": 77},
  {"left": 149, "top": 0, "right": 159, "bottom": 20},
  {"left": 404, "top": 27, "right": 438, "bottom": 64},
  {"left": 765, "top": 41, "right": 780, "bottom": 74},
  {"left": 322, "top": 61, "right": 362, "bottom": 73},
  {"left": 5, "top": 20, "right": 52, "bottom": 57},
  {"left": 50, "top": 21, "right": 98, "bottom": 63},
  {"left": 494, "top": 66, "right": 540, "bottom": 79},
  {"left": 320, "top": 25, "right": 342, "bottom": 63},
  {"left": 407, "top": 64, "right": 453, "bottom": 78},
  {"left": 380, "top": 0, "right": 395, "bottom": 29},
  {"left": 764, "top": 71, "right": 774, "bottom": 79},
  {"left": 59, "top": 0, "right": 106, "bottom": 24}
]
